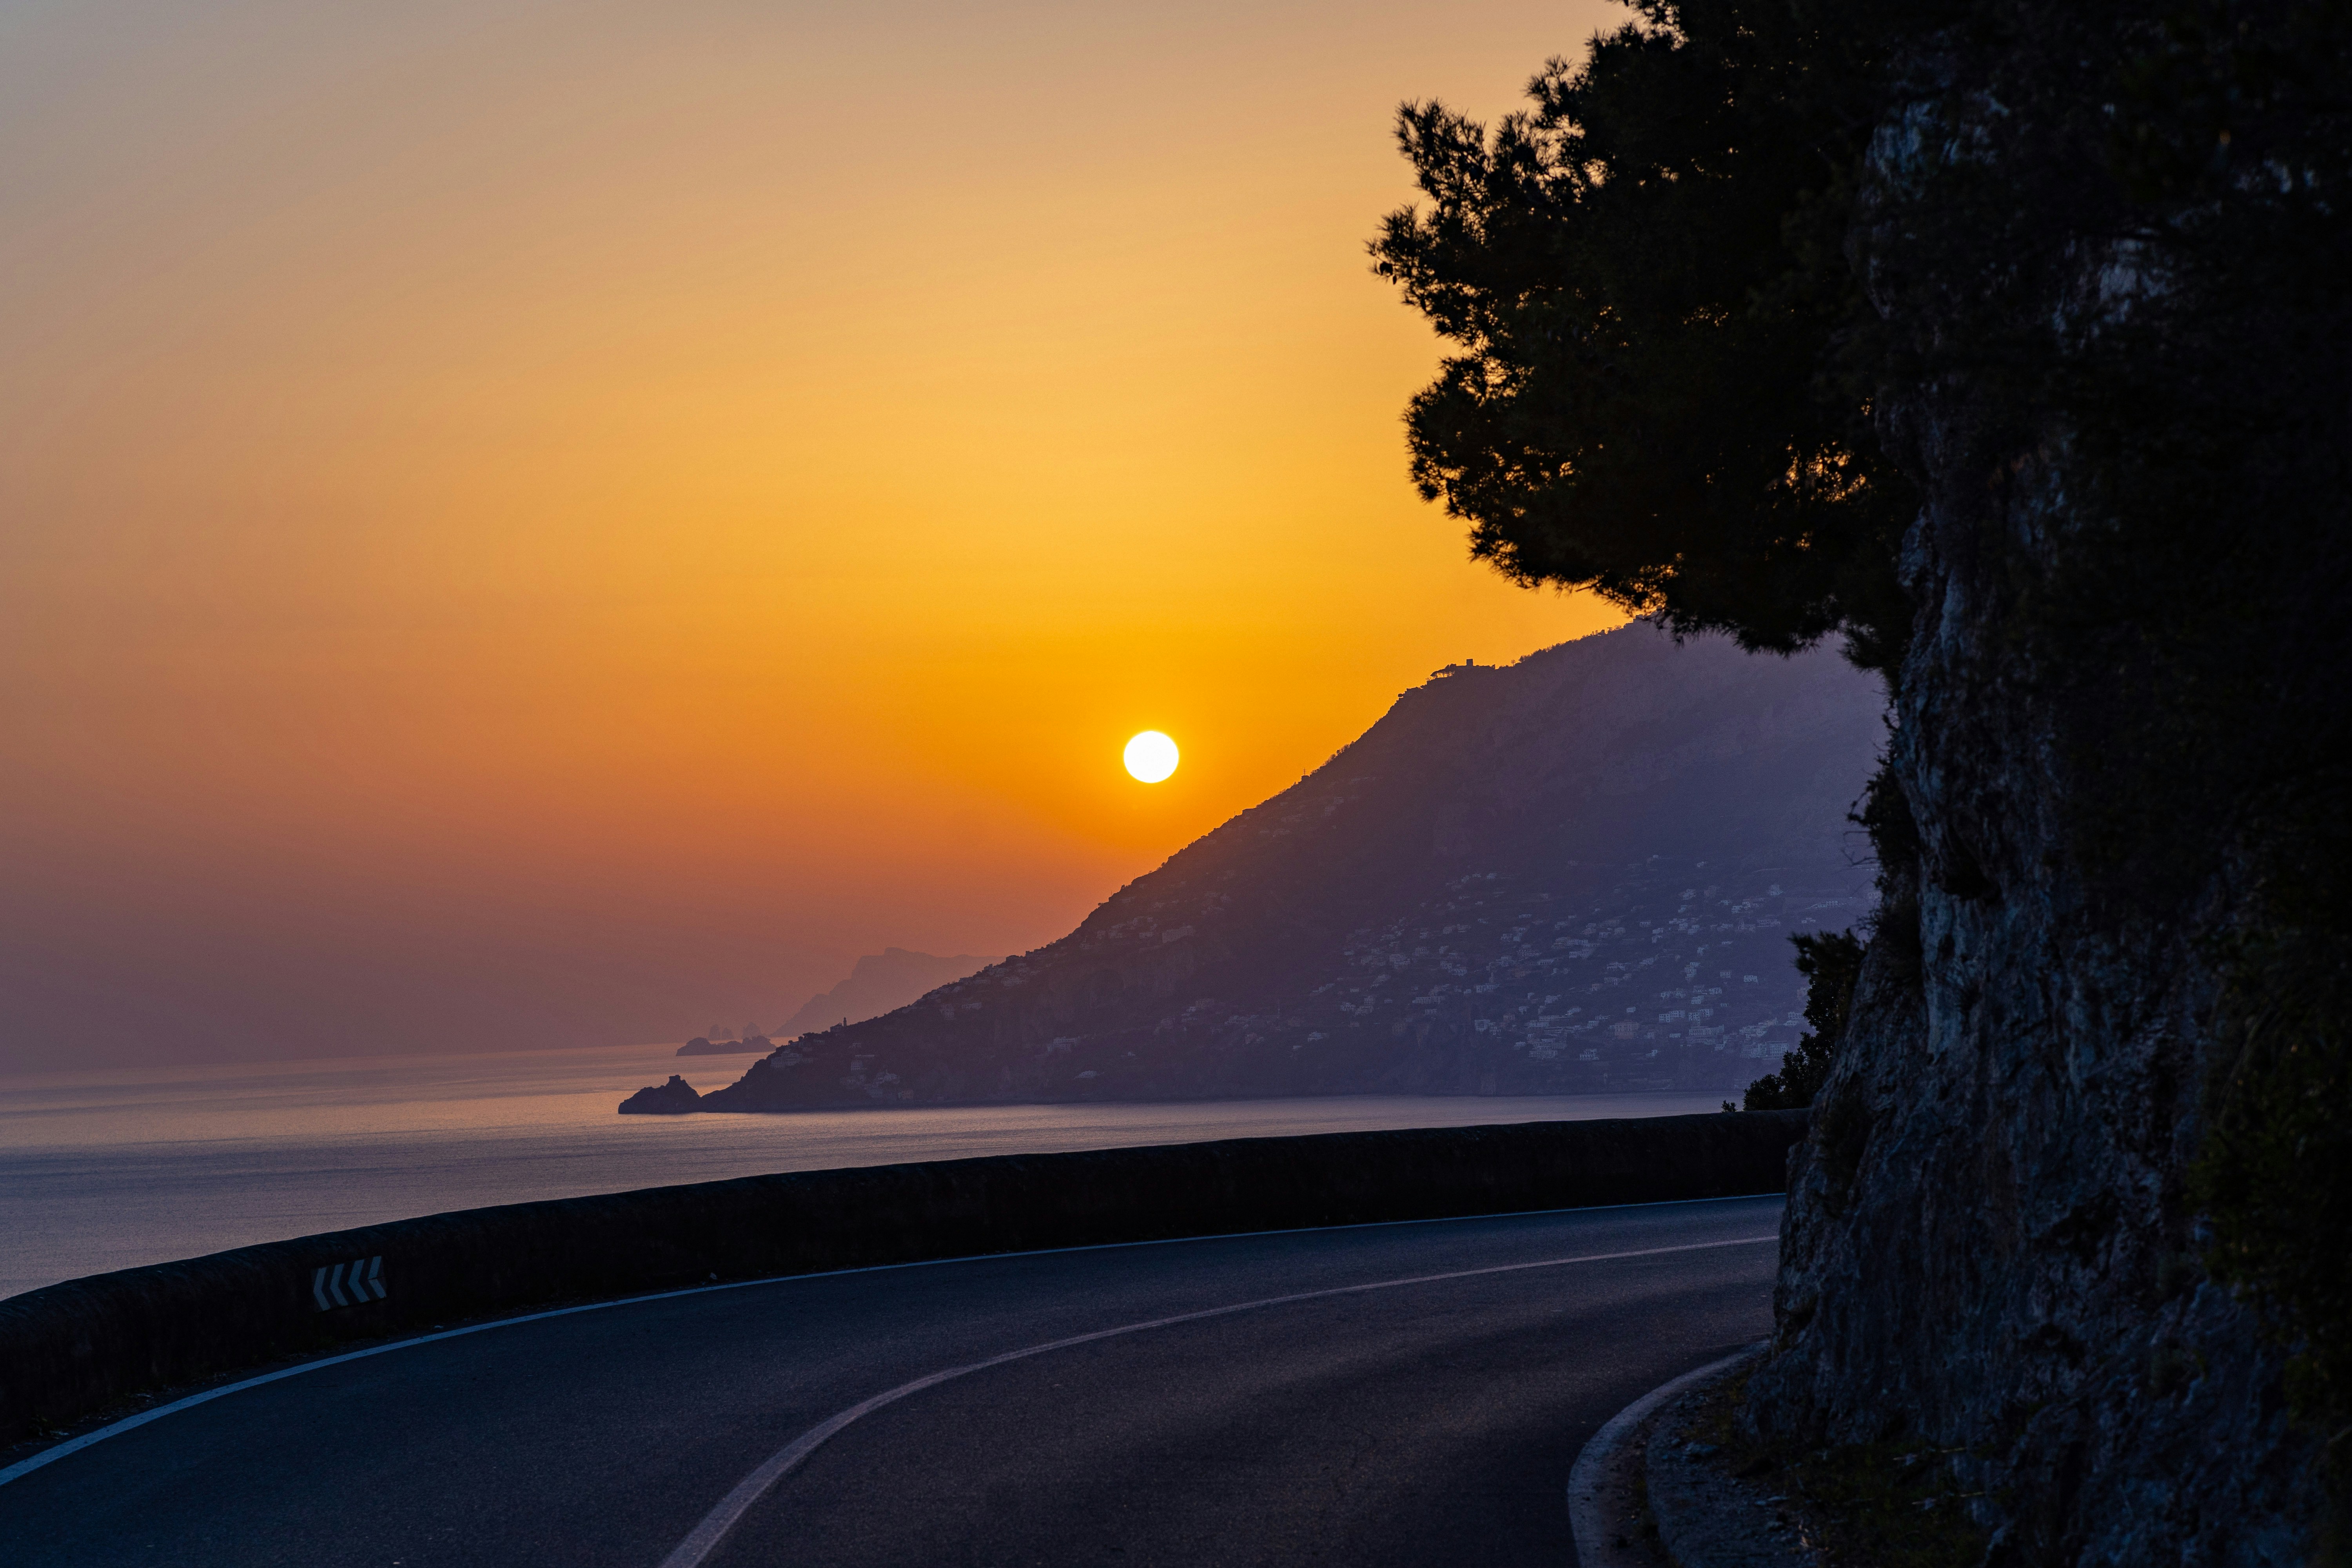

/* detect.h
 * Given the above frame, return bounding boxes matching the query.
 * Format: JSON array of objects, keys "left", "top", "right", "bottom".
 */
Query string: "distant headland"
[
  {"left": 675, "top": 1035, "right": 775, "bottom": 1057},
  {"left": 669, "top": 949, "right": 1005, "bottom": 1060}
]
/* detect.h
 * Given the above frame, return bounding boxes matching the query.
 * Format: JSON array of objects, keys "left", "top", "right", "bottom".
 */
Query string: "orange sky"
[{"left": 0, "top": 0, "right": 1626, "bottom": 1068}]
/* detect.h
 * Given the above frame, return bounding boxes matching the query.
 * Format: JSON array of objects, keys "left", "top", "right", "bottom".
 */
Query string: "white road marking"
[
  {"left": 654, "top": 1233, "right": 1779, "bottom": 1568},
  {"left": 0, "top": 1193, "right": 1779, "bottom": 1494}
]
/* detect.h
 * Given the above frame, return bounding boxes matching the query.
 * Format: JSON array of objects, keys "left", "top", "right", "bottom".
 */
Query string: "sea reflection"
[{"left": 0, "top": 1042, "right": 1720, "bottom": 1298}]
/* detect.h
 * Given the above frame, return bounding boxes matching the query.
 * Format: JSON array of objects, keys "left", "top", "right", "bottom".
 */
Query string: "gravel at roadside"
[{"left": 1569, "top": 1345, "right": 1823, "bottom": 1568}]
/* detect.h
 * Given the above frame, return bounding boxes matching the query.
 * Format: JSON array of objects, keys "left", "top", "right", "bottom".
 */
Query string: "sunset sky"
[{"left": 1, "top": 0, "right": 1626, "bottom": 1070}]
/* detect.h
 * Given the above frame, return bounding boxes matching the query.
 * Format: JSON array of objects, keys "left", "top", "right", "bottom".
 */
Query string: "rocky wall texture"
[{"left": 1741, "top": 26, "right": 2341, "bottom": 1565}]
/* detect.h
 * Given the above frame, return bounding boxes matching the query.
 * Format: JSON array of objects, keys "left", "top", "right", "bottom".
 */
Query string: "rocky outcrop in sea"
[{"left": 617, "top": 1075, "right": 702, "bottom": 1114}]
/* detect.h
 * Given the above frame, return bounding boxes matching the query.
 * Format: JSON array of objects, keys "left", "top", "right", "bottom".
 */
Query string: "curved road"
[{"left": 3, "top": 1196, "right": 1782, "bottom": 1567}]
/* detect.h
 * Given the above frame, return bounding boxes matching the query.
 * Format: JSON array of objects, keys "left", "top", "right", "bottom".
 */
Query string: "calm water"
[{"left": 0, "top": 1041, "right": 1720, "bottom": 1299}]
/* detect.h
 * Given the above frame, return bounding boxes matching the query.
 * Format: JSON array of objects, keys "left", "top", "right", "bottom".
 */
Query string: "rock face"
[
  {"left": 1742, "top": 53, "right": 2336, "bottom": 1566},
  {"left": 617, "top": 1075, "right": 702, "bottom": 1114},
  {"left": 679, "top": 624, "right": 1882, "bottom": 1111},
  {"left": 1750, "top": 615, "right": 2327, "bottom": 1561}
]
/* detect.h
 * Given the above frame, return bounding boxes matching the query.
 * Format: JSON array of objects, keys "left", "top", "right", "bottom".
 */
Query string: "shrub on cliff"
[{"left": 1735, "top": 929, "right": 1863, "bottom": 1111}]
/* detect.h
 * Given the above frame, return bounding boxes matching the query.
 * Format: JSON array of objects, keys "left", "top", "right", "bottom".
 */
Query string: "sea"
[{"left": 0, "top": 1041, "right": 1722, "bottom": 1300}]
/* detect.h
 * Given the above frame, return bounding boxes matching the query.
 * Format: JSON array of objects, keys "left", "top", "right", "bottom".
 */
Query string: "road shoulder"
[{"left": 1567, "top": 1343, "right": 1822, "bottom": 1568}]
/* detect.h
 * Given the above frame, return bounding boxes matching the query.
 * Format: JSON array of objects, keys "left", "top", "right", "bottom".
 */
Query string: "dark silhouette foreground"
[{"left": 1377, "top": 0, "right": 2350, "bottom": 1554}]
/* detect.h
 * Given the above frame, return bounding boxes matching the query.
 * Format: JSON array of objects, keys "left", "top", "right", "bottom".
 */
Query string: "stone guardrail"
[{"left": 0, "top": 1109, "right": 1804, "bottom": 1445}]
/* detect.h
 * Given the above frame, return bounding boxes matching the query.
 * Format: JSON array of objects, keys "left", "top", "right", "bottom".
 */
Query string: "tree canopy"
[
  {"left": 1373, "top": 0, "right": 2350, "bottom": 680},
  {"left": 1370, "top": 0, "right": 1944, "bottom": 672}
]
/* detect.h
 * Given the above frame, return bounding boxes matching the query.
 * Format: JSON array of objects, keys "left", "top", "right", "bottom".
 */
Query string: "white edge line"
[
  {"left": 0, "top": 1191, "right": 1786, "bottom": 1491},
  {"left": 657, "top": 1236, "right": 1780, "bottom": 1568},
  {"left": 1565, "top": 1339, "right": 1768, "bottom": 1565}
]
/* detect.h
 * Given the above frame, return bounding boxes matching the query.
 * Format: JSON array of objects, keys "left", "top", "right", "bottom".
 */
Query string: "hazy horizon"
[
  {"left": 0, "top": 1038, "right": 1725, "bottom": 1297},
  {"left": 2, "top": 0, "right": 1630, "bottom": 1074}
]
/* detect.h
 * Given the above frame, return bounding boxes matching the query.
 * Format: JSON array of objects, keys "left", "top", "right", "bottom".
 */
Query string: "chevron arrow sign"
[{"left": 310, "top": 1255, "right": 387, "bottom": 1312}]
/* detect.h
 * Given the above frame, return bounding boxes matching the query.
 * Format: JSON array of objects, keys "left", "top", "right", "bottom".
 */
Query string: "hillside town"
[{"left": 915, "top": 858, "right": 1866, "bottom": 1099}]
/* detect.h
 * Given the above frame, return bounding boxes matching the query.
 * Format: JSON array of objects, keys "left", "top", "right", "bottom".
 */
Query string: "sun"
[{"left": 1123, "top": 731, "right": 1179, "bottom": 783}]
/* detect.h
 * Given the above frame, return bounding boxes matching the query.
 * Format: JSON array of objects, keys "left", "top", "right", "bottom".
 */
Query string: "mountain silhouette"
[
  {"left": 631, "top": 624, "right": 1882, "bottom": 1112},
  {"left": 779, "top": 948, "right": 1004, "bottom": 1036}
]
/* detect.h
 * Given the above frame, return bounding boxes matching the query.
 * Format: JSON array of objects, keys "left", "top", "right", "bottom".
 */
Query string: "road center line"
[{"left": 655, "top": 1232, "right": 1778, "bottom": 1568}]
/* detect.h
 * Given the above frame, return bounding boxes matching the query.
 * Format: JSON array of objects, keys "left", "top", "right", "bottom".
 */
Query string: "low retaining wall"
[{"left": 0, "top": 1109, "right": 1804, "bottom": 1445}]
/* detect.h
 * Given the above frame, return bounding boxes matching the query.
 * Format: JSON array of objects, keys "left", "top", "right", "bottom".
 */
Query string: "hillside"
[
  {"left": 629, "top": 625, "right": 1884, "bottom": 1112},
  {"left": 779, "top": 948, "right": 1004, "bottom": 1036}
]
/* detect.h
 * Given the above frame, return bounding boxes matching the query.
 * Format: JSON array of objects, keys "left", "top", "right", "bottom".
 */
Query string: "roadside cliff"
[
  {"left": 1365, "top": 2, "right": 2348, "bottom": 1550},
  {"left": 1735, "top": 14, "right": 2350, "bottom": 1561}
]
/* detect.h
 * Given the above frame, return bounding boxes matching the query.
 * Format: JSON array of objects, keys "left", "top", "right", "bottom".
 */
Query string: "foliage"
[
  {"left": 1369, "top": 0, "right": 1947, "bottom": 673},
  {"left": 1735, "top": 929, "right": 1863, "bottom": 1111}
]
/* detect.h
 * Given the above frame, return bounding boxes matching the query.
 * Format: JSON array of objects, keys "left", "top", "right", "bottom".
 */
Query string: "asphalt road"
[{"left": 2, "top": 1196, "right": 1782, "bottom": 1568}]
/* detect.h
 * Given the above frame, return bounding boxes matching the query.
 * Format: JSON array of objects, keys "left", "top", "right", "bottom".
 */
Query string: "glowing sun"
[{"left": 1123, "top": 730, "right": 1179, "bottom": 783}]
